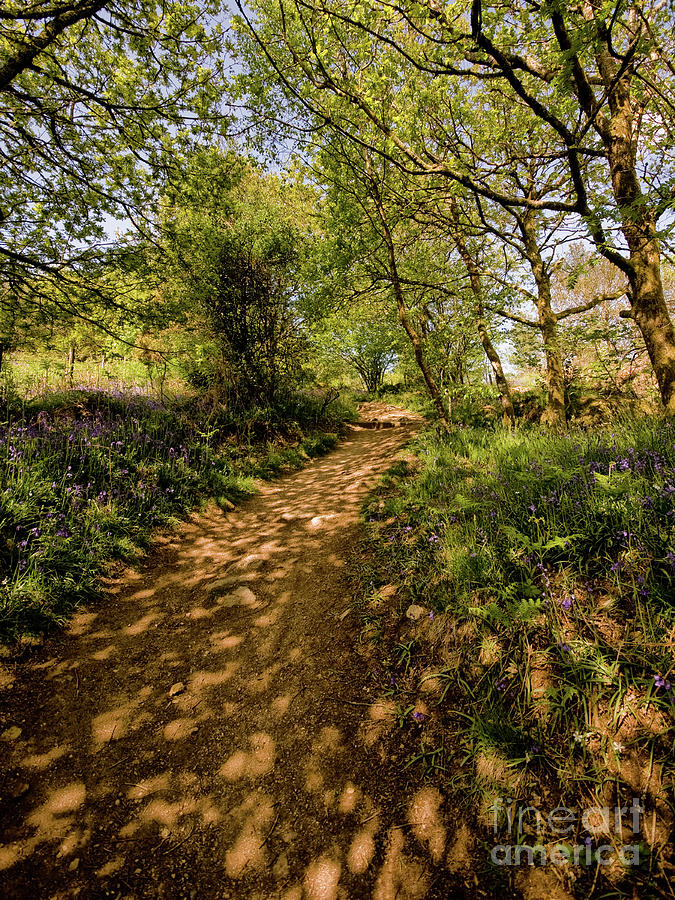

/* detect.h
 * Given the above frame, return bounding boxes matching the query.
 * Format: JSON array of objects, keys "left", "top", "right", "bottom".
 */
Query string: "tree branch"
[
  {"left": 555, "top": 291, "right": 626, "bottom": 320},
  {"left": 489, "top": 307, "right": 539, "bottom": 328},
  {"left": 0, "top": 0, "right": 110, "bottom": 92}
]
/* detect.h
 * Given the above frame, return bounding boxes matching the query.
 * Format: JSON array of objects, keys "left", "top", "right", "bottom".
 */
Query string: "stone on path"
[
  {"left": 215, "top": 586, "right": 260, "bottom": 609},
  {"left": 278, "top": 512, "right": 300, "bottom": 523},
  {"left": 405, "top": 604, "right": 427, "bottom": 622},
  {"left": 307, "top": 514, "right": 337, "bottom": 530},
  {"left": 1, "top": 725, "right": 22, "bottom": 741}
]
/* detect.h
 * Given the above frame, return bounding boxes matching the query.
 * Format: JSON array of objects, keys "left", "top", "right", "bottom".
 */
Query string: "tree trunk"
[
  {"left": 519, "top": 210, "right": 567, "bottom": 427},
  {"left": 393, "top": 280, "right": 450, "bottom": 428},
  {"left": 589, "top": 26, "right": 675, "bottom": 415},
  {"left": 67, "top": 345, "right": 76, "bottom": 388},
  {"left": 627, "top": 250, "right": 675, "bottom": 414},
  {"left": 364, "top": 156, "right": 450, "bottom": 430},
  {"left": 448, "top": 211, "right": 516, "bottom": 425},
  {"left": 605, "top": 106, "right": 675, "bottom": 413}
]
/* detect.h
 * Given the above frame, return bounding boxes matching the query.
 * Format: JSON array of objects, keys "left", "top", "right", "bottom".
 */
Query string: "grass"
[
  {"left": 358, "top": 418, "right": 675, "bottom": 897},
  {"left": 5, "top": 351, "right": 185, "bottom": 401},
  {"left": 0, "top": 386, "right": 352, "bottom": 641}
]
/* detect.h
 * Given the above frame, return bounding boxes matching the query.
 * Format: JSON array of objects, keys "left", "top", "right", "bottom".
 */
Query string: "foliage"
[
  {"left": 234, "top": 0, "right": 675, "bottom": 415},
  {"left": 159, "top": 153, "right": 315, "bottom": 405},
  {"left": 359, "top": 419, "right": 675, "bottom": 894},
  {"left": 0, "top": 0, "right": 229, "bottom": 315},
  {"left": 367, "top": 419, "right": 675, "bottom": 614},
  {"left": 312, "top": 307, "right": 401, "bottom": 391}
]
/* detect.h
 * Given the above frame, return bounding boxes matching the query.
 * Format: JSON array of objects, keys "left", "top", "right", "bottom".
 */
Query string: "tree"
[
  {"left": 551, "top": 247, "right": 651, "bottom": 399},
  {"left": 314, "top": 309, "right": 399, "bottom": 392},
  {"left": 159, "top": 151, "right": 311, "bottom": 406},
  {"left": 442, "top": 199, "right": 515, "bottom": 424},
  {"left": 0, "top": 0, "right": 229, "bottom": 329},
  {"left": 306, "top": 129, "right": 513, "bottom": 424},
  {"left": 468, "top": 0, "right": 675, "bottom": 413}
]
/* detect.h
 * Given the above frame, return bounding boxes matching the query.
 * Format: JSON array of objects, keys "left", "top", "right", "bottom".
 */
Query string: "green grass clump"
[{"left": 368, "top": 420, "right": 675, "bottom": 607}]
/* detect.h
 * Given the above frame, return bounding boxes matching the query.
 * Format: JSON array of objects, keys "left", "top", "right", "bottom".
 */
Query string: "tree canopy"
[
  {"left": 233, "top": 0, "right": 675, "bottom": 415},
  {"left": 2, "top": 0, "right": 675, "bottom": 424},
  {"left": 0, "top": 0, "right": 229, "bottom": 331}
]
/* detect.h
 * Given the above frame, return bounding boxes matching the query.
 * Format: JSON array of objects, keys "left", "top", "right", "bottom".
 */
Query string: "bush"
[{"left": 376, "top": 383, "right": 403, "bottom": 396}]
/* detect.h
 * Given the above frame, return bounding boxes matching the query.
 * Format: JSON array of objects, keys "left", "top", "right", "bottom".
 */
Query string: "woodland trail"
[{"left": 0, "top": 404, "right": 483, "bottom": 900}]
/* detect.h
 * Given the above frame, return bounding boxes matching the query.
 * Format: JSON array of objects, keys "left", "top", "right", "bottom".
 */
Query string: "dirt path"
[{"left": 0, "top": 406, "right": 478, "bottom": 900}]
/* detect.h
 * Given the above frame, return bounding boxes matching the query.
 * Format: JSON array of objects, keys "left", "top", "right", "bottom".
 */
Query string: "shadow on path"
[{"left": 0, "top": 413, "right": 483, "bottom": 899}]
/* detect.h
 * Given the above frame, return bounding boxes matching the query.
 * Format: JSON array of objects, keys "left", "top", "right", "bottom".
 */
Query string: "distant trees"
[
  {"left": 552, "top": 249, "right": 654, "bottom": 398},
  {"left": 313, "top": 310, "right": 400, "bottom": 393}
]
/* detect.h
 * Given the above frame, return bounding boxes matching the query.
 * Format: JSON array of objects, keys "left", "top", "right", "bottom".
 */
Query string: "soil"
[{"left": 0, "top": 403, "right": 490, "bottom": 899}]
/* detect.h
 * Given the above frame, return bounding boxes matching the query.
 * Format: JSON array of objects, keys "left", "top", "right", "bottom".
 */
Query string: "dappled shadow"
[{"left": 0, "top": 413, "right": 479, "bottom": 898}]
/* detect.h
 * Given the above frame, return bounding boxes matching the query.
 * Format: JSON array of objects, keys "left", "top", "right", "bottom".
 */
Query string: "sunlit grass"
[{"left": 360, "top": 418, "right": 675, "bottom": 891}]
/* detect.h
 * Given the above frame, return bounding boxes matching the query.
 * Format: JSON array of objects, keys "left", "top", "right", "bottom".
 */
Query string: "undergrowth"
[
  {"left": 359, "top": 419, "right": 675, "bottom": 897},
  {"left": 0, "top": 387, "right": 349, "bottom": 640}
]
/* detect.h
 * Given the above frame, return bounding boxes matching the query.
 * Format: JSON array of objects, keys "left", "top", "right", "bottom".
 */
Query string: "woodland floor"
[{"left": 0, "top": 404, "right": 551, "bottom": 900}]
